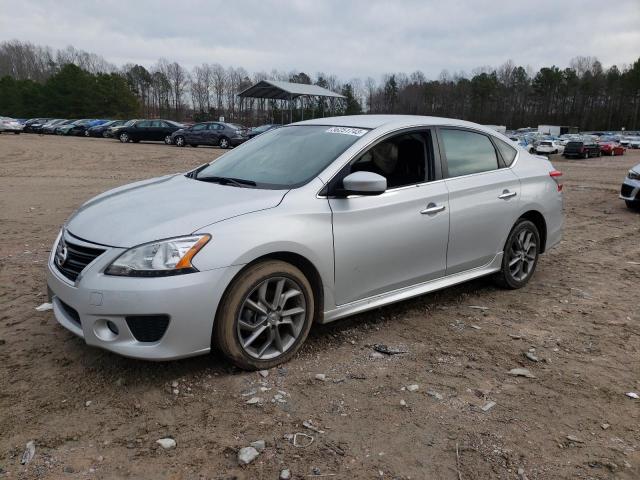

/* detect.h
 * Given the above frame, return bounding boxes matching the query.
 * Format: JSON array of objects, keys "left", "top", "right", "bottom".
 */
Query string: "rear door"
[
  {"left": 329, "top": 129, "right": 450, "bottom": 305},
  {"left": 437, "top": 127, "right": 521, "bottom": 275}
]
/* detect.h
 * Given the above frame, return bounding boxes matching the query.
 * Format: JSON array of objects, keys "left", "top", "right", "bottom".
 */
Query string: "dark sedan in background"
[
  {"left": 114, "top": 119, "right": 183, "bottom": 144},
  {"left": 170, "top": 121, "right": 248, "bottom": 148},
  {"left": 86, "top": 120, "right": 127, "bottom": 137}
]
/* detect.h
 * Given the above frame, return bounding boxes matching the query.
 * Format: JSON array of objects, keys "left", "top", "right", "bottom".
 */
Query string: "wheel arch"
[
  {"left": 214, "top": 251, "right": 325, "bottom": 328},
  {"left": 517, "top": 210, "right": 547, "bottom": 253}
]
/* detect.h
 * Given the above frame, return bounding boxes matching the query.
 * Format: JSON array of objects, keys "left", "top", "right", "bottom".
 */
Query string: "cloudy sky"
[{"left": 1, "top": 0, "right": 639, "bottom": 79}]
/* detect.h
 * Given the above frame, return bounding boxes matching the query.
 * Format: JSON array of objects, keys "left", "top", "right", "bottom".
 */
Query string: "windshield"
[
  {"left": 541, "top": 141, "right": 552, "bottom": 146},
  {"left": 194, "top": 125, "right": 368, "bottom": 189}
]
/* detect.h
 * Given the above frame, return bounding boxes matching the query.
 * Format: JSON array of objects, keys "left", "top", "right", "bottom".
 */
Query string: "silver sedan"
[{"left": 47, "top": 115, "right": 564, "bottom": 369}]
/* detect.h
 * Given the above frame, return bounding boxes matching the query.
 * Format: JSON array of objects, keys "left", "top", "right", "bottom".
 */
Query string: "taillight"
[{"left": 550, "top": 170, "right": 563, "bottom": 191}]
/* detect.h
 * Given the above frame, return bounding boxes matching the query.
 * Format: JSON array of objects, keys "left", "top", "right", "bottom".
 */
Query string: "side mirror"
[{"left": 339, "top": 171, "right": 387, "bottom": 196}]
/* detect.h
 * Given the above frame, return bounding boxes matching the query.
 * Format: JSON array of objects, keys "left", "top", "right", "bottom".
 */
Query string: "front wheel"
[
  {"left": 119, "top": 132, "right": 129, "bottom": 143},
  {"left": 214, "top": 260, "right": 315, "bottom": 370},
  {"left": 610, "top": 149, "right": 615, "bottom": 156},
  {"left": 494, "top": 220, "right": 540, "bottom": 289},
  {"left": 174, "top": 135, "right": 185, "bottom": 147},
  {"left": 219, "top": 136, "right": 230, "bottom": 149},
  {"left": 583, "top": 152, "right": 589, "bottom": 159}
]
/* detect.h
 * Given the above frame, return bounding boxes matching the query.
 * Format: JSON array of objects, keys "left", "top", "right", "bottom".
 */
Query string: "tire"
[
  {"left": 610, "top": 149, "right": 615, "bottom": 156},
  {"left": 583, "top": 152, "right": 589, "bottom": 159},
  {"left": 626, "top": 200, "right": 640, "bottom": 211},
  {"left": 494, "top": 219, "right": 540, "bottom": 289},
  {"left": 119, "top": 132, "right": 129, "bottom": 143},
  {"left": 219, "top": 136, "right": 230, "bottom": 149},
  {"left": 84, "top": 130, "right": 90, "bottom": 137},
  {"left": 174, "top": 135, "right": 185, "bottom": 147},
  {"left": 164, "top": 135, "right": 173, "bottom": 145},
  {"left": 14, "top": 131, "right": 20, "bottom": 135},
  {"left": 214, "top": 260, "right": 315, "bottom": 370},
  {"left": 102, "top": 131, "right": 109, "bottom": 138}
]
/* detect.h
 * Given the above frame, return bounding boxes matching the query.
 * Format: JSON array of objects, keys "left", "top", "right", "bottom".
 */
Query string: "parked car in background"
[
  {"left": 109, "top": 119, "right": 138, "bottom": 139},
  {"left": 598, "top": 141, "right": 625, "bottom": 156},
  {"left": 86, "top": 120, "right": 127, "bottom": 137},
  {"left": 23, "top": 118, "right": 51, "bottom": 133},
  {"left": 115, "top": 119, "right": 183, "bottom": 144},
  {"left": 627, "top": 137, "right": 640, "bottom": 149},
  {"left": 46, "top": 115, "right": 563, "bottom": 368},
  {"left": 247, "top": 124, "right": 281, "bottom": 139},
  {"left": 57, "top": 119, "right": 102, "bottom": 136},
  {"left": 620, "top": 164, "right": 640, "bottom": 210},
  {"left": 171, "top": 122, "right": 249, "bottom": 148},
  {"left": 43, "top": 119, "right": 73, "bottom": 134},
  {"left": 31, "top": 118, "right": 64, "bottom": 134},
  {"left": 0, "top": 117, "right": 24, "bottom": 134},
  {"left": 535, "top": 140, "right": 564, "bottom": 155},
  {"left": 563, "top": 140, "right": 601, "bottom": 159}
]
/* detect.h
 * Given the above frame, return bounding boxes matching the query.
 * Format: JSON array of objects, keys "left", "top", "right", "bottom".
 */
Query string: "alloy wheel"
[
  {"left": 175, "top": 136, "right": 185, "bottom": 147},
  {"left": 119, "top": 133, "right": 129, "bottom": 143},
  {"left": 507, "top": 229, "right": 537, "bottom": 282},
  {"left": 164, "top": 135, "right": 172, "bottom": 145},
  {"left": 220, "top": 138, "right": 229, "bottom": 149},
  {"left": 236, "top": 276, "right": 306, "bottom": 360}
]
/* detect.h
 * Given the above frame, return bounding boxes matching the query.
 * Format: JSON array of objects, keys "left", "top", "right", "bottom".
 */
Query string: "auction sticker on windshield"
[{"left": 326, "top": 126, "right": 368, "bottom": 136}]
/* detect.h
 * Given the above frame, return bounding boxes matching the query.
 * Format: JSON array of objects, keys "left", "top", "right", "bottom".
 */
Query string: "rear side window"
[
  {"left": 494, "top": 138, "right": 517, "bottom": 166},
  {"left": 441, "top": 129, "right": 499, "bottom": 177}
]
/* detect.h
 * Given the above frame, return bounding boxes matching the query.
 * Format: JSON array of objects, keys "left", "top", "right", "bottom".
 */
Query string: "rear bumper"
[{"left": 46, "top": 231, "right": 243, "bottom": 360}]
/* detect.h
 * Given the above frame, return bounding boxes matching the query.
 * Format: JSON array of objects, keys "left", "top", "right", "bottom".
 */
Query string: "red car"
[{"left": 599, "top": 141, "right": 625, "bottom": 156}]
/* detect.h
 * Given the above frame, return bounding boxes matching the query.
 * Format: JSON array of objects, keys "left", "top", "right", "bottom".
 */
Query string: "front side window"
[
  {"left": 348, "top": 131, "right": 432, "bottom": 188},
  {"left": 441, "top": 129, "right": 499, "bottom": 177},
  {"left": 136, "top": 121, "right": 151, "bottom": 128},
  {"left": 192, "top": 123, "right": 208, "bottom": 131},
  {"left": 195, "top": 125, "right": 368, "bottom": 189}
]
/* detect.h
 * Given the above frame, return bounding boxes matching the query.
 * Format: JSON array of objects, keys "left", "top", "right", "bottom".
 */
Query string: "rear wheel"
[
  {"left": 214, "top": 260, "right": 315, "bottom": 370},
  {"left": 494, "top": 220, "right": 540, "bottom": 289},
  {"left": 610, "top": 149, "right": 615, "bottom": 156},
  {"left": 219, "top": 136, "right": 230, "bottom": 149},
  {"left": 164, "top": 135, "right": 173, "bottom": 145},
  {"left": 119, "top": 132, "right": 129, "bottom": 143},
  {"left": 583, "top": 152, "right": 589, "bottom": 159}
]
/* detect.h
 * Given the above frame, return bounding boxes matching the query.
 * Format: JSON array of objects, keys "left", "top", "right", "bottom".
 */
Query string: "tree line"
[{"left": 1, "top": 40, "right": 639, "bottom": 130}]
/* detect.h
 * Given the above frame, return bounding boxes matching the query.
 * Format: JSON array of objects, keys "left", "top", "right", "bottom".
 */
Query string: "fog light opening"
[{"left": 106, "top": 320, "right": 119, "bottom": 335}]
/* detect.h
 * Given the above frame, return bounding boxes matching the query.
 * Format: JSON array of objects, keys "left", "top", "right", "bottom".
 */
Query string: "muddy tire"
[
  {"left": 213, "top": 260, "right": 315, "bottom": 370},
  {"left": 494, "top": 220, "right": 540, "bottom": 289}
]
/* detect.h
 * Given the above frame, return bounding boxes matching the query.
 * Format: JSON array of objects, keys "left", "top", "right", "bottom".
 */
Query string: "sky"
[{"left": 1, "top": 0, "right": 639, "bottom": 80}]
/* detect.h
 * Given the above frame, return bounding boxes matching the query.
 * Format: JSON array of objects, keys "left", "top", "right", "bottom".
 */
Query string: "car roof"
[{"left": 294, "top": 114, "right": 503, "bottom": 136}]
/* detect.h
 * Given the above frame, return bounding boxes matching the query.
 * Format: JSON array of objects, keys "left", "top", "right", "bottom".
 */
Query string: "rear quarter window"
[{"left": 494, "top": 138, "right": 517, "bottom": 166}]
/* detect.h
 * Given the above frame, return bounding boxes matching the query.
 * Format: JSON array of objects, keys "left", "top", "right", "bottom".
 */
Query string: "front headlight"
[
  {"left": 628, "top": 170, "right": 640, "bottom": 181},
  {"left": 105, "top": 235, "right": 210, "bottom": 277}
]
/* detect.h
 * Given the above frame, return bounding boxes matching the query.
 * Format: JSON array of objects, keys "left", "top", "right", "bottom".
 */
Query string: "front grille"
[
  {"left": 59, "top": 299, "right": 81, "bottom": 325},
  {"left": 621, "top": 184, "right": 634, "bottom": 198},
  {"left": 126, "top": 315, "right": 170, "bottom": 343},
  {"left": 55, "top": 238, "right": 105, "bottom": 281}
]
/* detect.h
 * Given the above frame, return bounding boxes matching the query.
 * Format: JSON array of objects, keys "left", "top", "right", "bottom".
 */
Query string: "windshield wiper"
[{"left": 196, "top": 176, "right": 257, "bottom": 187}]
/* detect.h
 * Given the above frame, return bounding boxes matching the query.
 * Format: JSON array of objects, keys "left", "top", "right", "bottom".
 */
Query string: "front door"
[{"left": 329, "top": 130, "right": 450, "bottom": 305}]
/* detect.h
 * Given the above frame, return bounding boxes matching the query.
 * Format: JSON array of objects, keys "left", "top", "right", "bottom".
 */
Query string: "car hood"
[
  {"left": 172, "top": 128, "right": 187, "bottom": 135},
  {"left": 66, "top": 174, "right": 287, "bottom": 247}
]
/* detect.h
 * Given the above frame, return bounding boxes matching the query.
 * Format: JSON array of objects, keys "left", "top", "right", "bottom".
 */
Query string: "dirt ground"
[{"left": 0, "top": 134, "right": 639, "bottom": 480}]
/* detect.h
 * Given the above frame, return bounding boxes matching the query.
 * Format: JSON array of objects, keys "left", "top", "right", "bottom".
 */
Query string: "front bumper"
[
  {"left": 47, "top": 231, "right": 243, "bottom": 360},
  {"left": 620, "top": 178, "right": 640, "bottom": 203}
]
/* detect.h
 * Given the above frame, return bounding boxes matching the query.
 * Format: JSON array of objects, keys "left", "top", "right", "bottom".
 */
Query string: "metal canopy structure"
[
  {"left": 238, "top": 80, "right": 345, "bottom": 101},
  {"left": 237, "top": 80, "right": 345, "bottom": 123}
]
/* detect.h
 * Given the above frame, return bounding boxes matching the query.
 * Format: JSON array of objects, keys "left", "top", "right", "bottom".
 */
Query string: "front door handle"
[
  {"left": 498, "top": 190, "right": 517, "bottom": 200},
  {"left": 421, "top": 203, "right": 446, "bottom": 215}
]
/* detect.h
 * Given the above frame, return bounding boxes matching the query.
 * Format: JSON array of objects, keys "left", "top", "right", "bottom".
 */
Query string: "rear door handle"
[
  {"left": 498, "top": 190, "right": 517, "bottom": 200},
  {"left": 420, "top": 203, "right": 446, "bottom": 215}
]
